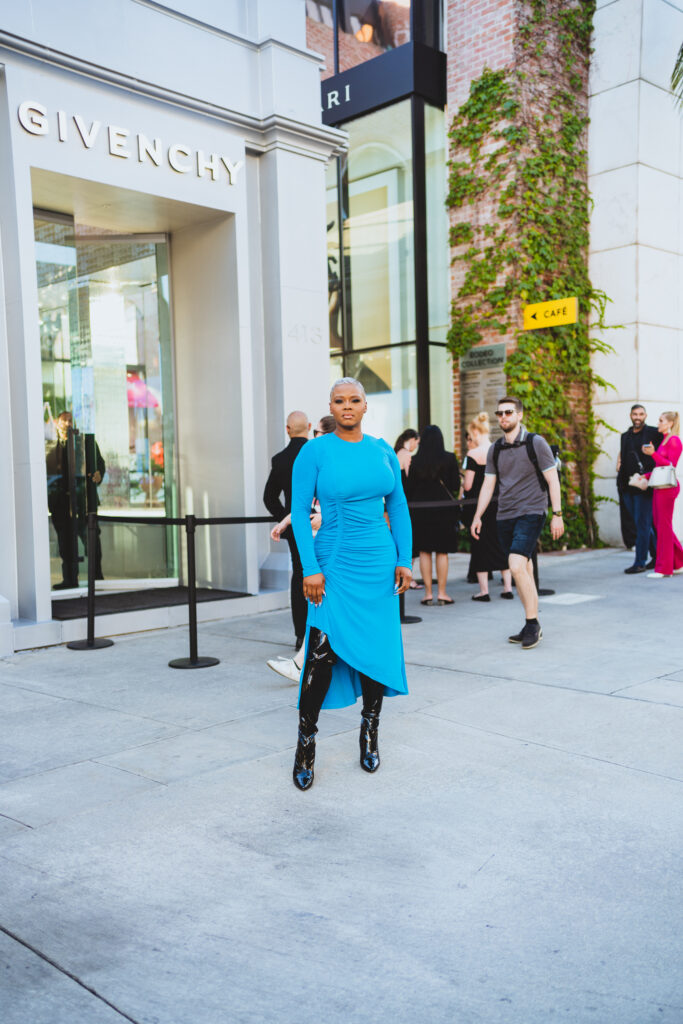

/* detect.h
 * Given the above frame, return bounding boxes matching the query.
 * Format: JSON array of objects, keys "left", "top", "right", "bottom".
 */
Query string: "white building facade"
[
  {"left": 0, "top": 0, "right": 343, "bottom": 653},
  {"left": 590, "top": 0, "right": 683, "bottom": 543}
]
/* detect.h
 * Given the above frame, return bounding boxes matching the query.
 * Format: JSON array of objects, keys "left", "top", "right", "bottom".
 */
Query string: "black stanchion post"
[
  {"left": 67, "top": 513, "right": 114, "bottom": 651},
  {"left": 169, "top": 514, "right": 220, "bottom": 669},
  {"left": 66, "top": 426, "right": 82, "bottom": 585},
  {"left": 533, "top": 550, "right": 555, "bottom": 597},
  {"left": 399, "top": 590, "right": 422, "bottom": 625}
]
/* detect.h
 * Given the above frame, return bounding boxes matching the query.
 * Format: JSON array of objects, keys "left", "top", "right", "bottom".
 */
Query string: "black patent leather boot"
[
  {"left": 359, "top": 674, "right": 384, "bottom": 773},
  {"left": 293, "top": 628, "right": 336, "bottom": 791}
]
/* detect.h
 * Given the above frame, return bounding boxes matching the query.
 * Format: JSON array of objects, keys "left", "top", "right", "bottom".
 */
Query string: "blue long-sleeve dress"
[{"left": 291, "top": 432, "right": 413, "bottom": 710}]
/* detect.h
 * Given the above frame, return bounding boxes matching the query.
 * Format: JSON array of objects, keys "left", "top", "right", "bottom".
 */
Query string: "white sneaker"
[
  {"left": 646, "top": 571, "right": 672, "bottom": 578},
  {"left": 266, "top": 657, "right": 302, "bottom": 683},
  {"left": 673, "top": 568, "right": 683, "bottom": 575}
]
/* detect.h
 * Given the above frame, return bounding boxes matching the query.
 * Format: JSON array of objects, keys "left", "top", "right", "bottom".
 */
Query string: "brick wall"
[
  {"left": 306, "top": 17, "right": 335, "bottom": 80},
  {"left": 447, "top": 0, "right": 515, "bottom": 109},
  {"left": 446, "top": 0, "right": 516, "bottom": 452}
]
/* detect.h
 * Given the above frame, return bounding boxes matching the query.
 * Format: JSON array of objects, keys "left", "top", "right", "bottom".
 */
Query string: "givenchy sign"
[{"left": 18, "top": 101, "right": 243, "bottom": 185}]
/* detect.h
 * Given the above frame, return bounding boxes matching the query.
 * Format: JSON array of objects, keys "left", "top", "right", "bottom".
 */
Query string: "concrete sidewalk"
[{"left": 0, "top": 548, "right": 681, "bottom": 1024}]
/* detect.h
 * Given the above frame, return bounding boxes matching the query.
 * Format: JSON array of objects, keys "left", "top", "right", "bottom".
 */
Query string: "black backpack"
[{"left": 492, "top": 433, "right": 560, "bottom": 507}]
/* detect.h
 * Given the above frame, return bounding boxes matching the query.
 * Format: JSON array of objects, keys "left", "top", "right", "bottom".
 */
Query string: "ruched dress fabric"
[{"left": 291, "top": 433, "right": 412, "bottom": 710}]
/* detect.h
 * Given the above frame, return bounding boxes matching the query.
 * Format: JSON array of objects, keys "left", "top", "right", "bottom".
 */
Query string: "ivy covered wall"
[{"left": 447, "top": 0, "right": 612, "bottom": 549}]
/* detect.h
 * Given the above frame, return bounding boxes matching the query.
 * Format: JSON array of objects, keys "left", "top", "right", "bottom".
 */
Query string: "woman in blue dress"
[{"left": 290, "top": 377, "right": 413, "bottom": 790}]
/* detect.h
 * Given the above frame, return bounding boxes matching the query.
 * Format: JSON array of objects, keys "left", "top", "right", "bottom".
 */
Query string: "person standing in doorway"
[
  {"left": 470, "top": 396, "right": 564, "bottom": 650},
  {"left": 617, "top": 404, "right": 662, "bottom": 574},
  {"left": 45, "top": 410, "right": 105, "bottom": 589},
  {"left": 263, "top": 411, "right": 311, "bottom": 650}
]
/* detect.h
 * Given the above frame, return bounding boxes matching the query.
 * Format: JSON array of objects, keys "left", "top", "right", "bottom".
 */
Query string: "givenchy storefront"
[{"left": 0, "top": 5, "right": 343, "bottom": 653}]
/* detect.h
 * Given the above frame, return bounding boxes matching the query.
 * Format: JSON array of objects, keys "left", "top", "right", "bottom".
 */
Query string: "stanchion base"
[
  {"left": 538, "top": 588, "right": 555, "bottom": 596},
  {"left": 67, "top": 638, "right": 114, "bottom": 650},
  {"left": 401, "top": 615, "right": 422, "bottom": 624},
  {"left": 168, "top": 656, "right": 220, "bottom": 670}
]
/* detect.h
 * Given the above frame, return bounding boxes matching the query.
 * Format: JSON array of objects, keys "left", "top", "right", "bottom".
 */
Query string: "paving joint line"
[
  {"left": 403, "top": 659, "right": 683, "bottom": 706},
  {"left": 415, "top": 711, "right": 683, "bottom": 783},
  {"left": 0, "top": 922, "right": 143, "bottom": 1024},
  {"left": 0, "top": 811, "right": 33, "bottom": 829}
]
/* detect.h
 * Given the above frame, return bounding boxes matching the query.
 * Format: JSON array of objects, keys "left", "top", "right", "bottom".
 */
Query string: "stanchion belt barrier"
[
  {"left": 67, "top": 512, "right": 275, "bottom": 666},
  {"left": 67, "top": 499, "right": 532, "bottom": 662}
]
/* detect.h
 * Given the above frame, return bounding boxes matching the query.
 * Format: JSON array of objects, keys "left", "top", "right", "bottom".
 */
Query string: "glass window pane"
[
  {"left": 330, "top": 353, "right": 344, "bottom": 387},
  {"left": 338, "top": 1, "right": 411, "bottom": 72},
  {"left": 37, "top": 213, "right": 177, "bottom": 587},
  {"left": 326, "top": 160, "right": 344, "bottom": 353},
  {"left": 413, "top": 0, "right": 442, "bottom": 49},
  {"left": 344, "top": 100, "right": 415, "bottom": 351},
  {"left": 425, "top": 103, "right": 449, "bottom": 344},
  {"left": 344, "top": 344, "right": 417, "bottom": 443},
  {"left": 429, "top": 344, "right": 455, "bottom": 448}
]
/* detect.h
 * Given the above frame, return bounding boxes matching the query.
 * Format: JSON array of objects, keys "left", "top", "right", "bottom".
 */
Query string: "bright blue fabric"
[{"left": 291, "top": 432, "right": 412, "bottom": 710}]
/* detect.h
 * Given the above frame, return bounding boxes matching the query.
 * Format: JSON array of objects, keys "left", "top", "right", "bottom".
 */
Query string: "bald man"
[{"left": 263, "top": 411, "right": 311, "bottom": 648}]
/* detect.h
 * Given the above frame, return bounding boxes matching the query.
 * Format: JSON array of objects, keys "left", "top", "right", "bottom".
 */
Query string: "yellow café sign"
[{"left": 523, "top": 296, "right": 578, "bottom": 331}]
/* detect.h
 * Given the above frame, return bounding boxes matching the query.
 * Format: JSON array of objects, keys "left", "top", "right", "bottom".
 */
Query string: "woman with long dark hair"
[
  {"left": 394, "top": 428, "right": 419, "bottom": 474},
  {"left": 404, "top": 424, "right": 460, "bottom": 605}
]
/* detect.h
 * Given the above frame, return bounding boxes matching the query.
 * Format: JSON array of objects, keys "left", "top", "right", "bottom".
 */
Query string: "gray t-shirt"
[{"left": 485, "top": 427, "right": 556, "bottom": 519}]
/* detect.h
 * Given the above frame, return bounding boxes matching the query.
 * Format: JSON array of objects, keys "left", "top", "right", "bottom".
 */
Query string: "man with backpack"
[{"left": 471, "top": 396, "right": 564, "bottom": 649}]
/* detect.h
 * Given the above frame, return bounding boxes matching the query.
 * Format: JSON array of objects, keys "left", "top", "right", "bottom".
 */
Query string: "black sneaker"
[
  {"left": 508, "top": 627, "right": 526, "bottom": 643},
  {"left": 624, "top": 564, "right": 647, "bottom": 574},
  {"left": 521, "top": 622, "right": 543, "bottom": 649}
]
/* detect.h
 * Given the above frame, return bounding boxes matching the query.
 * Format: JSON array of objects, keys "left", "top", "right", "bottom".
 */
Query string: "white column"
[{"left": 590, "top": 0, "right": 683, "bottom": 543}]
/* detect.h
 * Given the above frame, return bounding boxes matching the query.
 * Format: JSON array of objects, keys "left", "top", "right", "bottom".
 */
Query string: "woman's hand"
[
  {"left": 642, "top": 442, "right": 655, "bottom": 456},
  {"left": 309, "top": 512, "right": 322, "bottom": 532},
  {"left": 303, "top": 573, "right": 325, "bottom": 606},
  {"left": 271, "top": 514, "right": 292, "bottom": 541},
  {"left": 394, "top": 566, "right": 412, "bottom": 595}
]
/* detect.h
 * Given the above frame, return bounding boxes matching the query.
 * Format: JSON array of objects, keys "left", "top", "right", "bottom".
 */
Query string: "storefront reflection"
[{"left": 36, "top": 213, "right": 177, "bottom": 586}]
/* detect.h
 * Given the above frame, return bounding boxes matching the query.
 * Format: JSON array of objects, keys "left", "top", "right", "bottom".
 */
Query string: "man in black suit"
[
  {"left": 46, "top": 411, "right": 106, "bottom": 589},
  {"left": 617, "top": 404, "right": 662, "bottom": 574},
  {"left": 263, "top": 410, "right": 311, "bottom": 648}
]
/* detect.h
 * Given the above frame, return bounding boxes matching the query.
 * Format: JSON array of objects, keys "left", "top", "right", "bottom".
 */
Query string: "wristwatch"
[{"left": 552, "top": 511, "right": 563, "bottom": 517}]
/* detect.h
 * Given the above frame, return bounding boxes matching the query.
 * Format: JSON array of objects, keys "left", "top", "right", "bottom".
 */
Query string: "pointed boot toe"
[
  {"left": 360, "top": 748, "right": 380, "bottom": 773},
  {"left": 293, "top": 764, "right": 314, "bottom": 790}
]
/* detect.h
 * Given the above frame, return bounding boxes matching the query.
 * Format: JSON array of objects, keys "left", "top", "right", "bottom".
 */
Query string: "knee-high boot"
[
  {"left": 293, "top": 628, "right": 336, "bottom": 791},
  {"left": 359, "top": 675, "right": 384, "bottom": 773}
]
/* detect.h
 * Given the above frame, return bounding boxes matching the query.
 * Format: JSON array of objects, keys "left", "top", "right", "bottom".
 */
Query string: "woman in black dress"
[
  {"left": 462, "top": 412, "right": 512, "bottom": 601},
  {"left": 404, "top": 424, "right": 460, "bottom": 605}
]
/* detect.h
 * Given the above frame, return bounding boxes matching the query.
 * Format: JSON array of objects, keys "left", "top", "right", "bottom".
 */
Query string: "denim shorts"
[{"left": 497, "top": 513, "right": 546, "bottom": 560}]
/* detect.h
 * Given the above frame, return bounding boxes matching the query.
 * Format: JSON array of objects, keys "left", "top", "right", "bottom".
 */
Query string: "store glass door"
[{"left": 36, "top": 211, "right": 178, "bottom": 589}]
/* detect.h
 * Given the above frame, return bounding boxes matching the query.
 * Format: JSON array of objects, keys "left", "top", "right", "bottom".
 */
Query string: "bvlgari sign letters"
[{"left": 18, "top": 101, "right": 243, "bottom": 185}]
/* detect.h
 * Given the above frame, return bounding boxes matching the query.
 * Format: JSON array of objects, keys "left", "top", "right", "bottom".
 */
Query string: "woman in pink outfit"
[{"left": 642, "top": 412, "right": 683, "bottom": 578}]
